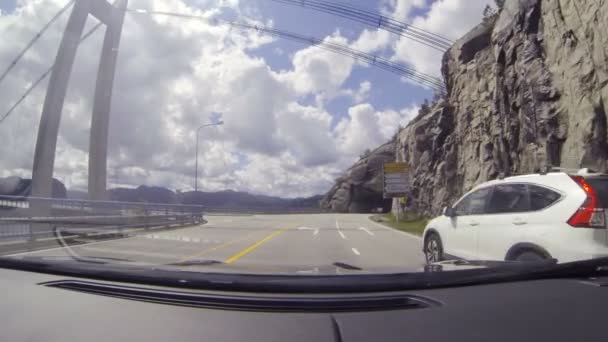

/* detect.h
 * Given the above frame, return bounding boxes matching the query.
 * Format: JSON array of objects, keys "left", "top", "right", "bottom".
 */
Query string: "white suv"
[{"left": 422, "top": 170, "right": 608, "bottom": 264}]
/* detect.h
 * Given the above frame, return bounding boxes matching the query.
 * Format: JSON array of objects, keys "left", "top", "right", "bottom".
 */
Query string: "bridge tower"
[{"left": 31, "top": 0, "right": 128, "bottom": 206}]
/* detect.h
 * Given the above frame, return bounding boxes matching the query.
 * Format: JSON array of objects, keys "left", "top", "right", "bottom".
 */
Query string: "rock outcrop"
[
  {"left": 321, "top": 141, "right": 395, "bottom": 213},
  {"left": 323, "top": 0, "right": 608, "bottom": 216},
  {"left": 0, "top": 176, "right": 67, "bottom": 198},
  {"left": 395, "top": 0, "right": 608, "bottom": 215}
]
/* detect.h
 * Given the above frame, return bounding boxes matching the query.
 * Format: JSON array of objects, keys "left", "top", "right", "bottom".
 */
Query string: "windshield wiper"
[
  {"left": 333, "top": 262, "right": 363, "bottom": 271},
  {"left": 434, "top": 258, "right": 558, "bottom": 268},
  {"left": 166, "top": 259, "right": 224, "bottom": 267},
  {"left": 5, "top": 255, "right": 133, "bottom": 265}
]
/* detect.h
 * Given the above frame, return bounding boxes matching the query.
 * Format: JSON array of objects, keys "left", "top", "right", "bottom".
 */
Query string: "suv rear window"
[
  {"left": 529, "top": 185, "right": 560, "bottom": 210},
  {"left": 585, "top": 177, "right": 608, "bottom": 208},
  {"left": 486, "top": 184, "right": 529, "bottom": 213}
]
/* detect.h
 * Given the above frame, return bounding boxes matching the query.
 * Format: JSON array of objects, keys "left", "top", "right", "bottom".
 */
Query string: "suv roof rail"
[{"left": 535, "top": 166, "right": 604, "bottom": 176}]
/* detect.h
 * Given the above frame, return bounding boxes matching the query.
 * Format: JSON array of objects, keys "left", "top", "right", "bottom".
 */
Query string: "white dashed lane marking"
[
  {"left": 145, "top": 235, "right": 220, "bottom": 244},
  {"left": 335, "top": 219, "right": 347, "bottom": 240},
  {"left": 359, "top": 227, "right": 375, "bottom": 236}
]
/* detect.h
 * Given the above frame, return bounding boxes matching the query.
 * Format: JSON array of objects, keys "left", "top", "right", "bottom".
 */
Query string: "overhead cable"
[
  {"left": 0, "top": 0, "right": 75, "bottom": 87},
  {"left": 127, "top": 9, "right": 446, "bottom": 92},
  {"left": 0, "top": 22, "right": 103, "bottom": 125},
  {"left": 267, "top": 0, "right": 453, "bottom": 51}
]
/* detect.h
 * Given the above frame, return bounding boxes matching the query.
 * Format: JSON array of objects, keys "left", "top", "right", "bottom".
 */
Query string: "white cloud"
[
  {"left": 380, "top": 0, "right": 426, "bottom": 22},
  {"left": 351, "top": 28, "right": 391, "bottom": 54},
  {"left": 391, "top": 0, "right": 491, "bottom": 77},
  {"left": 335, "top": 103, "right": 417, "bottom": 157},
  {"left": 336, "top": 80, "right": 372, "bottom": 105},
  {"left": 277, "top": 31, "right": 354, "bottom": 96},
  {"left": 2, "top": 0, "right": 422, "bottom": 198}
]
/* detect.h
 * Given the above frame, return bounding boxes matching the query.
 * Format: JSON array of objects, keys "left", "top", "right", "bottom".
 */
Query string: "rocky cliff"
[
  {"left": 320, "top": 141, "right": 395, "bottom": 213},
  {"left": 396, "top": 0, "right": 608, "bottom": 215},
  {"left": 0, "top": 176, "right": 67, "bottom": 198},
  {"left": 324, "top": 0, "right": 608, "bottom": 215}
]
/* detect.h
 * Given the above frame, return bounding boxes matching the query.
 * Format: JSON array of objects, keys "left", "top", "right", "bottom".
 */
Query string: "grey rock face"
[
  {"left": 0, "top": 177, "right": 67, "bottom": 198},
  {"left": 320, "top": 141, "right": 395, "bottom": 213},
  {"left": 393, "top": 0, "right": 608, "bottom": 216}
]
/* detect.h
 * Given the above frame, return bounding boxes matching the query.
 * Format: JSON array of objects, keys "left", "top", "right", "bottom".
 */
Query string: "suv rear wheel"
[
  {"left": 514, "top": 250, "right": 547, "bottom": 262},
  {"left": 424, "top": 233, "right": 444, "bottom": 264}
]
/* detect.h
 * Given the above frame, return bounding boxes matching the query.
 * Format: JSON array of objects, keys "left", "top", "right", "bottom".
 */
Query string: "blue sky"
[
  {"left": 237, "top": 0, "right": 435, "bottom": 126},
  {"left": 0, "top": 0, "right": 489, "bottom": 196}
]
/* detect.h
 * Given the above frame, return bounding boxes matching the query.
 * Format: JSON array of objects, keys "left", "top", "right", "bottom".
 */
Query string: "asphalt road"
[{"left": 5, "top": 214, "right": 426, "bottom": 273}]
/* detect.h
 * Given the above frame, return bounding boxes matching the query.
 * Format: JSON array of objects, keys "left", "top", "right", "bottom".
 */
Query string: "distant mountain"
[
  {"left": 67, "top": 190, "right": 88, "bottom": 200},
  {"left": 104, "top": 185, "right": 323, "bottom": 211},
  {"left": 2, "top": 176, "right": 323, "bottom": 212},
  {"left": 180, "top": 190, "right": 323, "bottom": 210},
  {"left": 109, "top": 186, "right": 177, "bottom": 204}
]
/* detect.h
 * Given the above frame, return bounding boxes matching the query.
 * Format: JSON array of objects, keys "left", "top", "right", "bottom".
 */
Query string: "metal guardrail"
[
  {"left": 0, "top": 195, "right": 206, "bottom": 243},
  {"left": 0, "top": 195, "right": 204, "bottom": 215}
]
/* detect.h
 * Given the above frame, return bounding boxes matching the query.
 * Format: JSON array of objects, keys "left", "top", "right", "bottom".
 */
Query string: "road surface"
[{"left": 5, "top": 214, "right": 426, "bottom": 273}]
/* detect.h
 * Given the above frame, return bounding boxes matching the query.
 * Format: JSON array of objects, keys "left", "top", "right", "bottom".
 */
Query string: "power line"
[
  {"left": 267, "top": 0, "right": 453, "bottom": 51},
  {"left": 0, "top": 22, "right": 104, "bottom": 125},
  {"left": 0, "top": 0, "right": 75, "bottom": 87},
  {"left": 1, "top": 6, "right": 446, "bottom": 125},
  {"left": 127, "top": 9, "right": 446, "bottom": 92}
]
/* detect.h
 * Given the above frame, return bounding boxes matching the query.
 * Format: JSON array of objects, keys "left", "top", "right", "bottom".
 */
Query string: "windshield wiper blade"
[
  {"left": 5, "top": 255, "right": 133, "bottom": 265},
  {"left": 166, "top": 259, "right": 224, "bottom": 267},
  {"left": 333, "top": 262, "right": 363, "bottom": 271},
  {"left": 436, "top": 258, "right": 558, "bottom": 268}
]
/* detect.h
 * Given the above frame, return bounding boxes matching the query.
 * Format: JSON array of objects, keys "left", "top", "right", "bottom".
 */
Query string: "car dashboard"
[{"left": 3, "top": 267, "right": 608, "bottom": 341}]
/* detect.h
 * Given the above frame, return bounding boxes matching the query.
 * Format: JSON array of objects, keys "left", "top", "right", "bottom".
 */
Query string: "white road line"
[
  {"left": 6, "top": 236, "right": 130, "bottom": 257},
  {"left": 359, "top": 227, "right": 375, "bottom": 236},
  {"left": 82, "top": 246, "right": 178, "bottom": 259},
  {"left": 335, "top": 219, "right": 347, "bottom": 240},
  {"left": 351, "top": 248, "right": 361, "bottom": 256},
  {"left": 299, "top": 227, "right": 320, "bottom": 236}
]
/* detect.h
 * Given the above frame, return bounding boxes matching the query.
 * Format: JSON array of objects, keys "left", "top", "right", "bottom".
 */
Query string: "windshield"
[{"left": 1, "top": 0, "right": 607, "bottom": 285}]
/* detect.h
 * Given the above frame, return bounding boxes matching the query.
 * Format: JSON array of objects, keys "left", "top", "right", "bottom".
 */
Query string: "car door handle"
[
  {"left": 469, "top": 221, "right": 480, "bottom": 227},
  {"left": 512, "top": 218, "right": 527, "bottom": 226}
]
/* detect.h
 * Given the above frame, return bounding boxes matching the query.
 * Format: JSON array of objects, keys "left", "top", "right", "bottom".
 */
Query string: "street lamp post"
[{"left": 195, "top": 121, "right": 224, "bottom": 192}]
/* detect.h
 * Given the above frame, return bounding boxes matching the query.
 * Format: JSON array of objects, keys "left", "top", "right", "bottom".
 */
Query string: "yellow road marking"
[
  {"left": 225, "top": 228, "right": 288, "bottom": 264},
  {"left": 177, "top": 231, "right": 261, "bottom": 263}
]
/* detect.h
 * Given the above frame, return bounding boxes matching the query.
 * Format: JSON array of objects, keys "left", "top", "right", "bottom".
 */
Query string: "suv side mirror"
[{"left": 443, "top": 206, "right": 456, "bottom": 218}]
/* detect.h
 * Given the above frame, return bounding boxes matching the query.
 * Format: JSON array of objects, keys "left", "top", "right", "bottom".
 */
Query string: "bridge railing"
[
  {"left": 0, "top": 195, "right": 204, "bottom": 215},
  {"left": 0, "top": 195, "right": 206, "bottom": 244}
]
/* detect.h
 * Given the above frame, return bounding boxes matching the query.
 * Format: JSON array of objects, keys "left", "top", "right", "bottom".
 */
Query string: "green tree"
[{"left": 419, "top": 98, "right": 431, "bottom": 116}]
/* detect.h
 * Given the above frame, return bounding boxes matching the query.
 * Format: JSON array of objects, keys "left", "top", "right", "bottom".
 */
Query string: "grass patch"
[{"left": 377, "top": 213, "right": 428, "bottom": 236}]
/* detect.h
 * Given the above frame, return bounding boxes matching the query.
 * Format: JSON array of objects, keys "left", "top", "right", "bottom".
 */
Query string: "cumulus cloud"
[
  {"left": 335, "top": 103, "right": 416, "bottom": 157},
  {"left": 391, "top": 0, "right": 491, "bottom": 77},
  {"left": 380, "top": 0, "right": 426, "bottom": 22},
  {"left": 0, "top": 0, "right": 478, "bottom": 198},
  {"left": 277, "top": 31, "right": 354, "bottom": 96}
]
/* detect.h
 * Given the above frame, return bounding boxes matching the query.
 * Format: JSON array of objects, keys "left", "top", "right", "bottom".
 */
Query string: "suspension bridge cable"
[
  {"left": 126, "top": 9, "right": 446, "bottom": 92},
  {"left": 0, "top": 0, "right": 75, "bottom": 87},
  {"left": 267, "top": 0, "right": 453, "bottom": 51},
  {"left": 0, "top": 22, "right": 104, "bottom": 125}
]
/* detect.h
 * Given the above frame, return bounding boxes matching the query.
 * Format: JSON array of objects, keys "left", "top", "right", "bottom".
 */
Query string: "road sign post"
[{"left": 383, "top": 162, "right": 410, "bottom": 222}]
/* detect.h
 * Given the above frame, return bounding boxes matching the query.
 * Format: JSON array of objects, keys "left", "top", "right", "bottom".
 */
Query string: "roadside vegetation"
[{"left": 372, "top": 213, "right": 429, "bottom": 236}]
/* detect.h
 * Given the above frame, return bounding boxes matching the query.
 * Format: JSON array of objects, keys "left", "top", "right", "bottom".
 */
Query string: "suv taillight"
[{"left": 568, "top": 176, "right": 606, "bottom": 228}]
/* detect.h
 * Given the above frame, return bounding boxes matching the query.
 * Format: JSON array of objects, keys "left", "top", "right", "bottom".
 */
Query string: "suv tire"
[
  {"left": 514, "top": 250, "right": 546, "bottom": 262},
  {"left": 424, "top": 233, "right": 444, "bottom": 264}
]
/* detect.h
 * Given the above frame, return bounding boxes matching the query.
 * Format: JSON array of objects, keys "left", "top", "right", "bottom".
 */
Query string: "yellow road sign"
[{"left": 384, "top": 162, "right": 409, "bottom": 173}]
